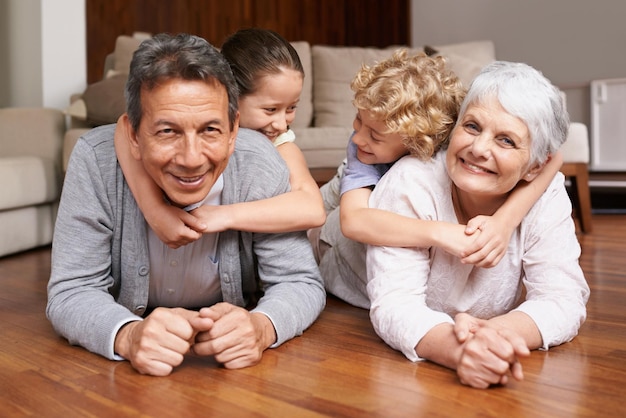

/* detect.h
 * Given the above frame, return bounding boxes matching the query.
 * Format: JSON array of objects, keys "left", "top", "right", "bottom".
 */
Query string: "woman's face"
[
  {"left": 446, "top": 97, "right": 538, "bottom": 198},
  {"left": 237, "top": 68, "right": 303, "bottom": 142}
]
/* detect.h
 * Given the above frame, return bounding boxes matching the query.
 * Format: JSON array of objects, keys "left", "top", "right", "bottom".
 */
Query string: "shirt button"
[
  {"left": 134, "top": 305, "right": 146, "bottom": 315},
  {"left": 170, "top": 260, "right": 178, "bottom": 267},
  {"left": 138, "top": 266, "right": 149, "bottom": 276}
]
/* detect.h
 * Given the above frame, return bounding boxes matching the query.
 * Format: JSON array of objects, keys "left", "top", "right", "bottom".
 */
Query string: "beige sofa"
[
  {"left": 0, "top": 108, "right": 65, "bottom": 257},
  {"left": 63, "top": 35, "right": 591, "bottom": 208},
  {"left": 63, "top": 36, "right": 497, "bottom": 179}
]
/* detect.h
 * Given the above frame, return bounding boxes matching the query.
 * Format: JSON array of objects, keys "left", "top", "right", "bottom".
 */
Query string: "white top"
[
  {"left": 367, "top": 152, "right": 590, "bottom": 362},
  {"left": 273, "top": 129, "right": 296, "bottom": 147}
]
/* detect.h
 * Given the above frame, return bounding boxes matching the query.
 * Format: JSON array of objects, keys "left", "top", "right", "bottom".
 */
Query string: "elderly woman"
[{"left": 366, "top": 61, "right": 590, "bottom": 389}]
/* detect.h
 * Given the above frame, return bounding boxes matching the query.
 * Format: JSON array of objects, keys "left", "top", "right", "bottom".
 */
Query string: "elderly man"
[{"left": 47, "top": 33, "right": 325, "bottom": 376}]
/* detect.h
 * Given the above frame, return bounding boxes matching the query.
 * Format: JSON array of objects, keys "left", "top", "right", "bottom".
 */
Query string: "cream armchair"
[
  {"left": 0, "top": 107, "right": 65, "bottom": 257},
  {"left": 561, "top": 122, "right": 593, "bottom": 233}
]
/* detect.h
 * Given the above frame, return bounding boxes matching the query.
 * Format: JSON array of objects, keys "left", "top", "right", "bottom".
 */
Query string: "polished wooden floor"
[{"left": 1, "top": 214, "right": 626, "bottom": 417}]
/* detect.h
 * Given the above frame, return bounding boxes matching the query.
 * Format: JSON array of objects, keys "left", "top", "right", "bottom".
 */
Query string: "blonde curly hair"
[{"left": 351, "top": 49, "right": 466, "bottom": 160}]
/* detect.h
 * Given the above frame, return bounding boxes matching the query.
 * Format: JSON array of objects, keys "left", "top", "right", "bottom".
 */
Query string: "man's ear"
[
  {"left": 227, "top": 111, "right": 240, "bottom": 155},
  {"left": 120, "top": 114, "right": 142, "bottom": 160},
  {"left": 524, "top": 154, "right": 551, "bottom": 182}
]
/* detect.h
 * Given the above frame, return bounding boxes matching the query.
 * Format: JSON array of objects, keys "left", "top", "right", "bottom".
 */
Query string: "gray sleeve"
[
  {"left": 46, "top": 132, "right": 142, "bottom": 360},
  {"left": 224, "top": 129, "right": 326, "bottom": 346}
]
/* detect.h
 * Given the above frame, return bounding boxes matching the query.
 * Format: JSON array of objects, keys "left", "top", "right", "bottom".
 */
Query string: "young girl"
[
  {"left": 114, "top": 28, "right": 325, "bottom": 247},
  {"left": 311, "top": 50, "right": 563, "bottom": 308}
]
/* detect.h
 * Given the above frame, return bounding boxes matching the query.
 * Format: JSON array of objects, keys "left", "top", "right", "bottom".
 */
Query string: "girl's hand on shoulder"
[
  {"left": 149, "top": 205, "right": 204, "bottom": 249},
  {"left": 190, "top": 205, "right": 232, "bottom": 234},
  {"left": 435, "top": 222, "right": 477, "bottom": 259}
]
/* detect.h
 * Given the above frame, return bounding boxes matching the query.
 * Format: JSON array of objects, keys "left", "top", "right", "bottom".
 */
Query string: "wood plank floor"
[{"left": 1, "top": 214, "right": 625, "bottom": 417}]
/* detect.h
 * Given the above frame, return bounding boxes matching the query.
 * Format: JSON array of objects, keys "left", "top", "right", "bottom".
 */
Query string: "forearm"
[
  {"left": 114, "top": 121, "right": 164, "bottom": 212},
  {"left": 415, "top": 322, "right": 463, "bottom": 370},
  {"left": 224, "top": 191, "right": 326, "bottom": 232},
  {"left": 487, "top": 311, "right": 542, "bottom": 350},
  {"left": 342, "top": 207, "right": 459, "bottom": 248},
  {"left": 496, "top": 151, "right": 562, "bottom": 227}
]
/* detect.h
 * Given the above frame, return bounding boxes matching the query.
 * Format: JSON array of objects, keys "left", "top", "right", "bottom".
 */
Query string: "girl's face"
[
  {"left": 238, "top": 68, "right": 303, "bottom": 142},
  {"left": 351, "top": 110, "right": 408, "bottom": 165},
  {"left": 446, "top": 97, "right": 540, "bottom": 199}
]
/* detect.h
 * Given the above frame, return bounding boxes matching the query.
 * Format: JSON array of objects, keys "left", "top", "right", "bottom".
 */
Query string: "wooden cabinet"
[{"left": 85, "top": 0, "right": 410, "bottom": 83}]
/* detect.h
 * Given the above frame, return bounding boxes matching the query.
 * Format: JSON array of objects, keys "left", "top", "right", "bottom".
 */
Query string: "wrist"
[
  {"left": 251, "top": 312, "right": 277, "bottom": 349},
  {"left": 114, "top": 320, "right": 139, "bottom": 358}
]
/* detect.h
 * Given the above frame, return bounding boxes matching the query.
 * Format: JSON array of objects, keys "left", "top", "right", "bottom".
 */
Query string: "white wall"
[
  {"left": 41, "top": 0, "right": 86, "bottom": 109},
  {"left": 0, "top": 0, "right": 85, "bottom": 110},
  {"left": 410, "top": 0, "right": 626, "bottom": 126}
]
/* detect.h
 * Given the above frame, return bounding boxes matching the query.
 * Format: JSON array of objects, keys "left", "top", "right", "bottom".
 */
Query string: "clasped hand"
[
  {"left": 453, "top": 313, "right": 530, "bottom": 389},
  {"left": 114, "top": 303, "right": 275, "bottom": 376}
]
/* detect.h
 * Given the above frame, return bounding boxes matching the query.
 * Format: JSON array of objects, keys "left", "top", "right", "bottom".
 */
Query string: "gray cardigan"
[{"left": 47, "top": 125, "right": 325, "bottom": 359}]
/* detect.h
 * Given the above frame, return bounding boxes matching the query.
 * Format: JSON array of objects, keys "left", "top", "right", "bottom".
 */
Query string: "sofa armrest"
[
  {"left": 561, "top": 122, "right": 590, "bottom": 164},
  {"left": 0, "top": 108, "right": 66, "bottom": 168}
]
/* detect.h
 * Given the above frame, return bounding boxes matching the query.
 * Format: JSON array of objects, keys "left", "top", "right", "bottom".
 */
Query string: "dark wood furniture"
[
  {"left": 1, "top": 214, "right": 626, "bottom": 417},
  {"left": 85, "top": 0, "right": 410, "bottom": 84},
  {"left": 562, "top": 162, "right": 593, "bottom": 233}
]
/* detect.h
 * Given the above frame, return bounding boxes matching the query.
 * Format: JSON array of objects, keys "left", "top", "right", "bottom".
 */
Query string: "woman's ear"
[{"left": 524, "top": 155, "right": 551, "bottom": 182}]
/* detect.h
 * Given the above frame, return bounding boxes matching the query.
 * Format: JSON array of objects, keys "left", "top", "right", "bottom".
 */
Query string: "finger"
[
  {"left": 497, "top": 328, "right": 531, "bottom": 358},
  {"left": 198, "top": 302, "right": 236, "bottom": 320},
  {"left": 464, "top": 216, "right": 486, "bottom": 234},
  {"left": 188, "top": 316, "right": 215, "bottom": 334},
  {"left": 178, "top": 210, "right": 207, "bottom": 233},
  {"left": 510, "top": 360, "right": 524, "bottom": 381},
  {"left": 454, "top": 313, "right": 483, "bottom": 341}
]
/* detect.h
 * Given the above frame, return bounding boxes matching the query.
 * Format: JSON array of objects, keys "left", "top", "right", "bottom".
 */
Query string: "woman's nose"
[{"left": 469, "top": 134, "right": 491, "bottom": 158}]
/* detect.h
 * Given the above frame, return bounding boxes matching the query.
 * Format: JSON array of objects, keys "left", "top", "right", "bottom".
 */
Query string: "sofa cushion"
[
  {"left": 427, "top": 40, "right": 496, "bottom": 87},
  {"left": 78, "top": 73, "right": 127, "bottom": 126},
  {"left": 109, "top": 35, "right": 145, "bottom": 78},
  {"left": 312, "top": 45, "right": 423, "bottom": 129},
  {"left": 0, "top": 156, "right": 59, "bottom": 210},
  {"left": 293, "top": 126, "right": 353, "bottom": 169},
  {"left": 290, "top": 41, "right": 313, "bottom": 129}
]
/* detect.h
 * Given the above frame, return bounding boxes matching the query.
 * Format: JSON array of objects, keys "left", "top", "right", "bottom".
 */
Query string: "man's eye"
[
  {"left": 203, "top": 126, "right": 219, "bottom": 134},
  {"left": 264, "top": 108, "right": 277, "bottom": 113},
  {"left": 157, "top": 128, "right": 175, "bottom": 136}
]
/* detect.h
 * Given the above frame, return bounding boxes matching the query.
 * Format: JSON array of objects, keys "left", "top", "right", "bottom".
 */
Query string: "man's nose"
[{"left": 177, "top": 135, "right": 204, "bottom": 167}]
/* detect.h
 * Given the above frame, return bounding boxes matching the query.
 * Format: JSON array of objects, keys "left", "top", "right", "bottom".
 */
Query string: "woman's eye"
[
  {"left": 464, "top": 122, "right": 479, "bottom": 132},
  {"left": 264, "top": 107, "right": 277, "bottom": 113},
  {"left": 287, "top": 105, "right": 297, "bottom": 112},
  {"left": 500, "top": 137, "right": 516, "bottom": 147}
]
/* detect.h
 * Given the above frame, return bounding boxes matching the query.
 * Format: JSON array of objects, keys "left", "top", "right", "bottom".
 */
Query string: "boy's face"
[{"left": 351, "top": 110, "right": 408, "bottom": 165}]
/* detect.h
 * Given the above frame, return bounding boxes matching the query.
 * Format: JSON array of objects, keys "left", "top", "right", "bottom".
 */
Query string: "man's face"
[{"left": 129, "top": 78, "right": 239, "bottom": 208}]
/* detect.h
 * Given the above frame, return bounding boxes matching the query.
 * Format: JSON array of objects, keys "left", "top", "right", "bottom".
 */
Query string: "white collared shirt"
[{"left": 147, "top": 175, "right": 224, "bottom": 308}]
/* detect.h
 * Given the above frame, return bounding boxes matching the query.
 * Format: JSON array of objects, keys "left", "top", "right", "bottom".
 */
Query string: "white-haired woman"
[{"left": 366, "top": 61, "right": 590, "bottom": 389}]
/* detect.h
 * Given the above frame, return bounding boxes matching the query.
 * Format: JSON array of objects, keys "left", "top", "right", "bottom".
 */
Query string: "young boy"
[{"left": 310, "top": 49, "right": 562, "bottom": 309}]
